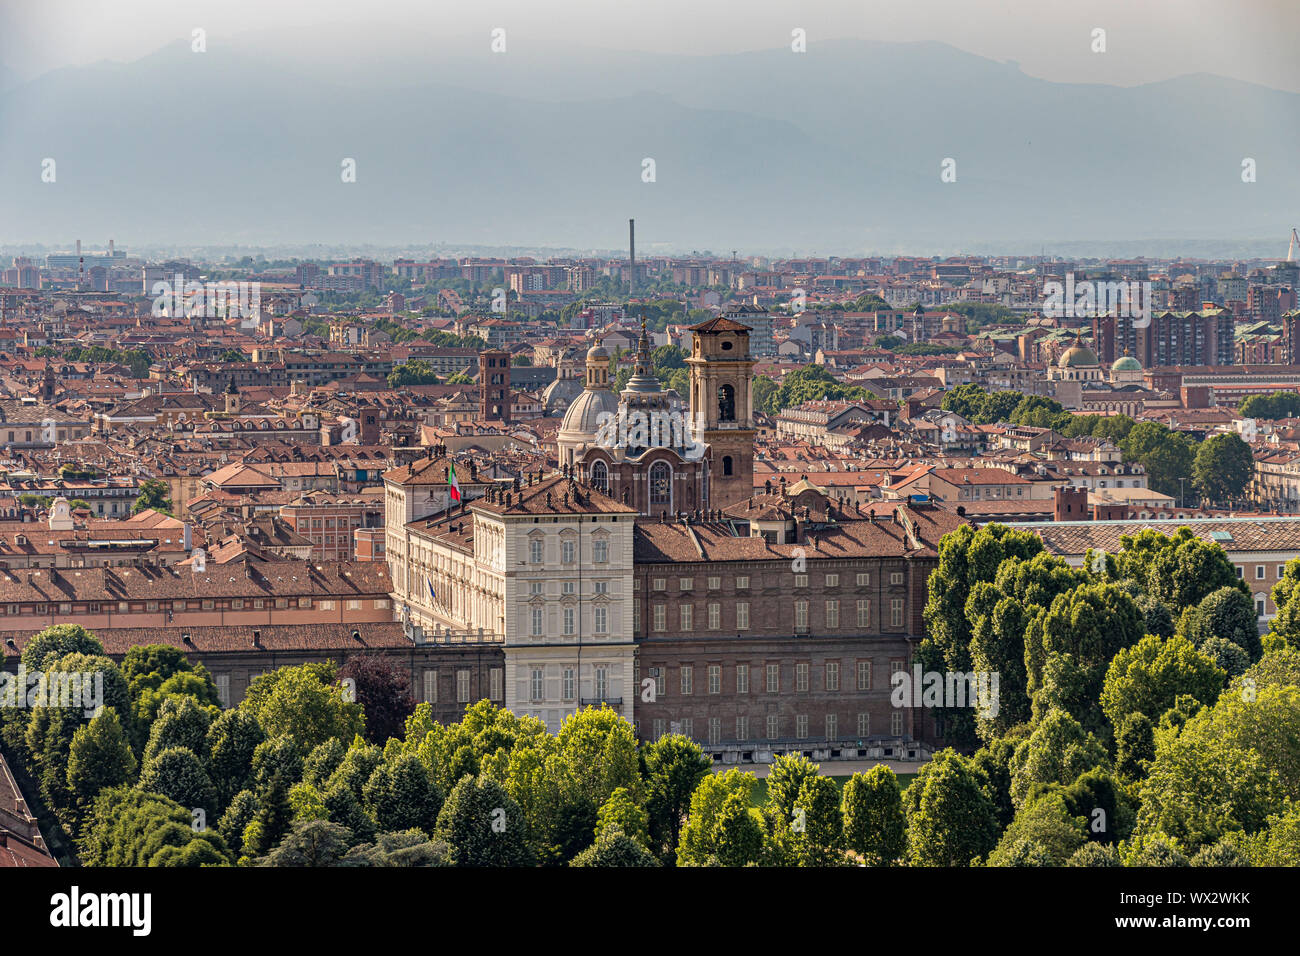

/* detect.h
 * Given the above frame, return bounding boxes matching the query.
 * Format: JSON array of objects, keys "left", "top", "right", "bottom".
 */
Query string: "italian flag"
[{"left": 449, "top": 461, "right": 461, "bottom": 502}]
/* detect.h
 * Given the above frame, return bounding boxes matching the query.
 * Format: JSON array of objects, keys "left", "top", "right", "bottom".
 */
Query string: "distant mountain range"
[{"left": 0, "top": 29, "right": 1296, "bottom": 256}]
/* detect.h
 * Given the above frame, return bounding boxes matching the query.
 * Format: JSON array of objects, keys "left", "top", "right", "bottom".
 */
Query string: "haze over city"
[
  {"left": 1, "top": 0, "right": 1298, "bottom": 909},
  {"left": 2, "top": 0, "right": 1298, "bottom": 255}
]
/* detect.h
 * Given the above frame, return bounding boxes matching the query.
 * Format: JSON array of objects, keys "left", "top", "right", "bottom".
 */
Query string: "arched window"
[
  {"left": 717, "top": 384, "right": 736, "bottom": 422},
  {"left": 722, "top": 455, "right": 733, "bottom": 476},
  {"left": 649, "top": 462, "right": 672, "bottom": 508},
  {"left": 590, "top": 460, "right": 608, "bottom": 493}
]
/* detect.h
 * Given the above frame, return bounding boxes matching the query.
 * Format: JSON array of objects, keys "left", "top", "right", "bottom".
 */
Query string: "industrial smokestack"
[
  {"left": 109, "top": 239, "right": 114, "bottom": 256},
  {"left": 75, "top": 239, "right": 81, "bottom": 256},
  {"left": 628, "top": 218, "right": 636, "bottom": 290}
]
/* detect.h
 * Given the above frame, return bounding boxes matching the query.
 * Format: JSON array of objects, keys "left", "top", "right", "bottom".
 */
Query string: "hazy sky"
[{"left": 3, "top": 0, "right": 1299, "bottom": 93}]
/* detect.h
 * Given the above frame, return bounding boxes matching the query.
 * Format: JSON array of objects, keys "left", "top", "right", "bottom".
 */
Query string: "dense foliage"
[{"left": 5, "top": 520, "right": 1298, "bottom": 867}]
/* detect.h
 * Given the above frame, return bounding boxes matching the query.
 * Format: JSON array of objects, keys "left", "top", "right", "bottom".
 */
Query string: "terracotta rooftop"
[{"left": 1013, "top": 515, "right": 1300, "bottom": 557}]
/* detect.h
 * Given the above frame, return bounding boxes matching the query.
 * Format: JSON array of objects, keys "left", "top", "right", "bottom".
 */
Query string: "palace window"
[{"left": 858, "top": 661, "right": 872, "bottom": 691}]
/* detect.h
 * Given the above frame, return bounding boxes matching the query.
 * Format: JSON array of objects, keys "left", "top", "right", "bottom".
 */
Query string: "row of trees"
[
  {"left": 941, "top": 385, "right": 1255, "bottom": 502},
  {"left": 34, "top": 345, "right": 154, "bottom": 379},
  {"left": 8, "top": 516, "right": 1299, "bottom": 867},
  {"left": 1239, "top": 391, "right": 1300, "bottom": 421},
  {"left": 913, "top": 522, "right": 1300, "bottom": 865},
  {"left": 753, "top": 365, "right": 877, "bottom": 419}
]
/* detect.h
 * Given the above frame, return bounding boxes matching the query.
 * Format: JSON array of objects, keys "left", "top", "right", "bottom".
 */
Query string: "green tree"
[
  {"left": 1136, "top": 703, "right": 1287, "bottom": 852},
  {"left": 388, "top": 360, "right": 441, "bottom": 388},
  {"left": 791, "top": 775, "right": 844, "bottom": 866},
  {"left": 239, "top": 662, "right": 364, "bottom": 751},
  {"left": 921, "top": 523, "right": 1048, "bottom": 747},
  {"left": 765, "top": 753, "right": 820, "bottom": 830},
  {"left": 903, "top": 750, "right": 999, "bottom": 866},
  {"left": 66, "top": 709, "right": 138, "bottom": 834},
  {"left": 20, "top": 623, "right": 104, "bottom": 670},
  {"left": 1025, "top": 582, "right": 1145, "bottom": 730},
  {"left": 24, "top": 652, "right": 130, "bottom": 821},
  {"left": 362, "top": 753, "right": 443, "bottom": 835},
  {"left": 1009, "top": 709, "right": 1108, "bottom": 806},
  {"left": 752, "top": 375, "right": 780, "bottom": 416},
  {"left": 434, "top": 775, "right": 534, "bottom": 867},
  {"left": 243, "top": 769, "right": 295, "bottom": 859},
  {"left": 1192, "top": 433, "right": 1254, "bottom": 502},
  {"left": 132, "top": 478, "right": 173, "bottom": 515},
  {"left": 1053, "top": 767, "right": 1135, "bottom": 844},
  {"left": 677, "top": 770, "right": 763, "bottom": 867},
  {"left": 841, "top": 766, "right": 906, "bottom": 865},
  {"left": 1266, "top": 559, "right": 1300, "bottom": 650},
  {"left": 556, "top": 705, "right": 640, "bottom": 808},
  {"left": 595, "top": 787, "right": 650, "bottom": 848},
  {"left": 301, "top": 737, "right": 348, "bottom": 790},
  {"left": 1239, "top": 390, "right": 1300, "bottom": 420},
  {"left": 986, "top": 793, "right": 1088, "bottom": 866},
  {"left": 205, "top": 710, "right": 266, "bottom": 812},
  {"left": 1120, "top": 422, "right": 1195, "bottom": 500},
  {"left": 711, "top": 791, "right": 767, "bottom": 867},
  {"left": 143, "top": 695, "right": 216, "bottom": 765},
  {"left": 258, "top": 819, "right": 354, "bottom": 866},
  {"left": 218, "top": 790, "right": 258, "bottom": 857},
  {"left": 640, "top": 734, "right": 711, "bottom": 863},
  {"left": 773, "top": 364, "right": 876, "bottom": 410},
  {"left": 569, "top": 825, "right": 661, "bottom": 867},
  {"left": 138, "top": 747, "right": 218, "bottom": 818},
  {"left": 342, "top": 829, "right": 455, "bottom": 866},
  {"left": 1009, "top": 395, "right": 1064, "bottom": 426},
  {"left": 80, "top": 787, "right": 231, "bottom": 867},
  {"left": 123, "top": 644, "right": 220, "bottom": 735},
  {"left": 971, "top": 736, "right": 1020, "bottom": 828},
  {"left": 1066, "top": 842, "right": 1122, "bottom": 866},
  {"left": 1180, "top": 586, "right": 1262, "bottom": 661},
  {"left": 1099, "top": 634, "right": 1225, "bottom": 730},
  {"left": 1115, "top": 712, "right": 1156, "bottom": 782}
]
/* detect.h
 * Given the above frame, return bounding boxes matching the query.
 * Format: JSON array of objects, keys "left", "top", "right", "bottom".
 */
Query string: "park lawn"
[{"left": 744, "top": 771, "right": 916, "bottom": 806}]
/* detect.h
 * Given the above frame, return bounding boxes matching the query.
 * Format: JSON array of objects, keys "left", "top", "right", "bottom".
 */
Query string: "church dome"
[
  {"left": 586, "top": 342, "right": 610, "bottom": 362},
  {"left": 1058, "top": 340, "right": 1099, "bottom": 368},
  {"left": 559, "top": 384, "right": 619, "bottom": 440},
  {"left": 1112, "top": 355, "right": 1142, "bottom": 372}
]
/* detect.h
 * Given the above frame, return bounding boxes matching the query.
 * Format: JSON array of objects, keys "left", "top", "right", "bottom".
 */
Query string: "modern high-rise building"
[{"left": 1093, "top": 308, "right": 1233, "bottom": 368}]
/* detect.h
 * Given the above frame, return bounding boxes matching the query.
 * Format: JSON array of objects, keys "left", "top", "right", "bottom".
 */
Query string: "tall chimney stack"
[
  {"left": 628, "top": 218, "right": 636, "bottom": 291},
  {"left": 108, "top": 239, "right": 114, "bottom": 256}
]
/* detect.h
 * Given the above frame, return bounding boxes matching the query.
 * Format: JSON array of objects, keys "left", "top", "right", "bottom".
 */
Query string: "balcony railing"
[{"left": 580, "top": 697, "right": 623, "bottom": 707}]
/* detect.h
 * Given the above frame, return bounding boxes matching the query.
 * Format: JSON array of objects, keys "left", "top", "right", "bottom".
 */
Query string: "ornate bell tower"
[{"left": 686, "top": 316, "right": 755, "bottom": 509}]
